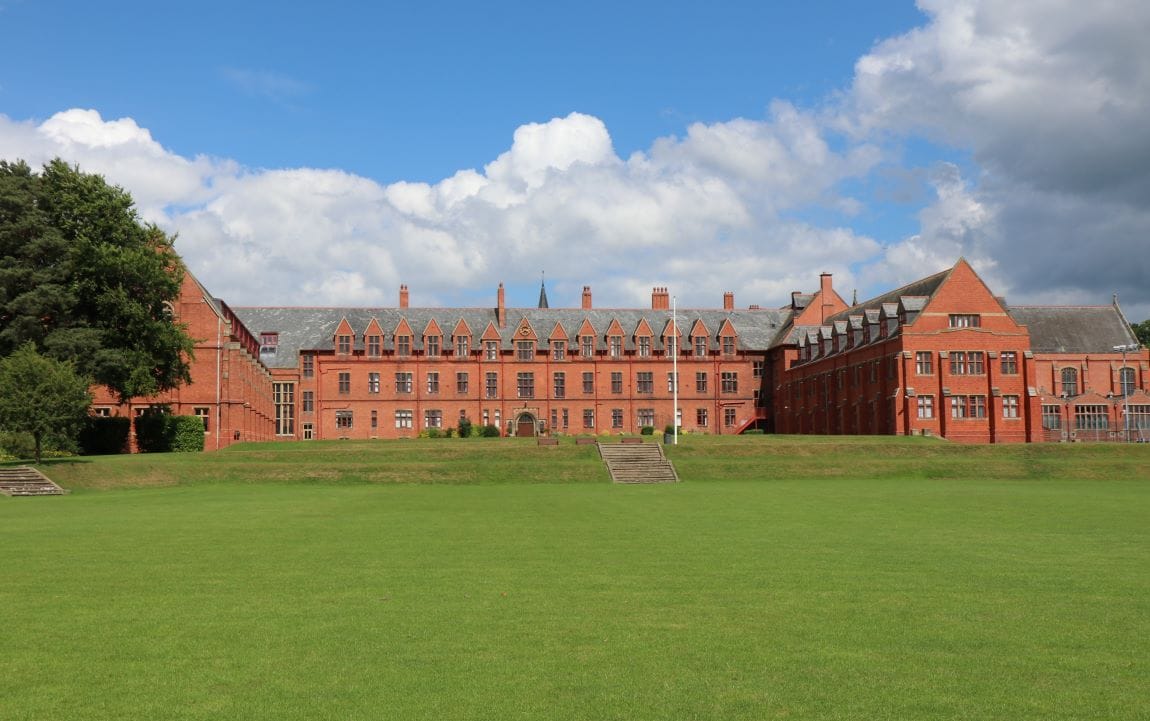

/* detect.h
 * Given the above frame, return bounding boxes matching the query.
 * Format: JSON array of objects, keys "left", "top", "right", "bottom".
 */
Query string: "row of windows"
[
  {"left": 913, "top": 394, "right": 1021, "bottom": 420},
  {"left": 326, "top": 371, "right": 743, "bottom": 399},
  {"left": 326, "top": 407, "right": 741, "bottom": 431},
  {"left": 1041, "top": 404, "right": 1150, "bottom": 430},
  {"left": 913, "top": 351, "right": 1019, "bottom": 376}
]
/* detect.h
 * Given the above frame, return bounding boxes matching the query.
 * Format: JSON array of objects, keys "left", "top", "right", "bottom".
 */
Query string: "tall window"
[
  {"left": 949, "top": 314, "right": 980, "bottom": 328},
  {"left": 456, "top": 336, "right": 470, "bottom": 357},
  {"left": 301, "top": 391, "right": 314, "bottom": 413},
  {"left": 485, "top": 372, "right": 499, "bottom": 399},
  {"left": 456, "top": 372, "right": 469, "bottom": 394},
  {"left": 968, "top": 352, "right": 985, "bottom": 374},
  {"left": 1041, "top": 405, "right": 1062, "bottom": 430},
  {"left": 950, "top": 352, "right": 967, "bottom": 375},
  {"left": 583, "top": 409, "right": 594, "bottom": 428},
  {"left": 395, "top": 410, "right": 413, "bottom": 429},
  {"left": 338, "top": 372, "right": 351, "bottom": 394},
  {"left": 371, "top": 410, "right": 378, "bottom": 430},
  {"left": 721, "top": 372, "right": 738, "bottom": 393},
  {"left": 667, "top": 372, "right": 678, "bottom": 392},
  {"left": 367, "top": 335, "right": 381, "bottom": 357},
  {"left": 397, "top": 336, "right": 411, "bottom": 357},
  {"left": 636, "top": 372, "right": 653, "bottom": 394},
  {"left": 916, "top": 395, "right": 934, "bottom": 419},
  {"left": 424, "top": 410, "right": 443, "bottom": 428},
  {"left": 753, "top": 361, "right": 764, "bottom": 379},
  {"left": 553, "top": 340, "right": 566, "bottom": 361},
  {"left": 335, "top": 410, "right": 353, "bottom": 430},
  {"left": 696, "top": 372, "right": 708, "bottom": 393},
  {"left": 395, "top": 372, "right": 413, "bottom": 393},
  {"left": 581, "top": 336, "right": 594, "bottom": 356},
  {"left": 611, "top": 408, "right": 623, "bottom": 429},
  {"left": 696, "top": 408, "right": 708, "bottom": 427},
  {"left": 302, "top": 423, "right": 313, "bottom": 440},
  {"left": 611, "top": 372, "right": 623, "bottom": 394},
  {"left": 302, "top": 354, "right": 314, "bottom": 378},
  {"left": 553, "top": 372, "right": 565, "bottom": 398},
  {"left": 722, "top": 336, "right": 735, "bottom": 355},
  {"left": 694, "top": 337, "right": 707, "bottom": 357},
  {"left": 609, "top": 336, "right": 622, "bottom": 358},
  {"left": 337, "top": 335, "right": 351, "bottom": 355},
  {"left": 1000, "top": 351, "right": 1018, "bottom": 374},
  {"left": 427, "top": 372, "right": 439, "bottom": 394},
  {"left": 915, "top": 351, "right": 933, "bottom": 375},
  {"left": 368, "top": 372, "right": 380, "bottom": 394},
  {"left": 485, "top": 340, "right": 499, "bottom": 360},
  {"left": 1120, "top": 367, "right": 1136, "bottom": 397},
  {"left": 666, "top": 336, "right": 677, "bottom": 356},
  {"left": 516, "top": 372, "right": 534, "bottom": 398},
  {"left": 426, "top": 336, "right": 441, "bottom": 357},
  {"left": 582, "top": 372, "right": 594, "bottom": 394},
  {"left": 1003, "top": 395, "right": 1019, "bottom": 418},
  {"left": 517, "top": 341, "right": 534, "bottom": 361},
  {"left": 724, "top": 408, "right": 736, "bottom": 427},
  {"left": 637, "top": 408, "right": 655, "bottom": 428},
  {"left": 638, "top": 337, "right": 651, "bottom": 358},
  {"left": 1061, "top": 367, "right": 1079, "bottom": 396},
  {"left": 194, "top": 406, "right": 210, "bottom": 432}
]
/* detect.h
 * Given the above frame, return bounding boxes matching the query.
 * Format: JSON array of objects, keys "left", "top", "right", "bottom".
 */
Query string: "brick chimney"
[
  {"left": 819, "top": 273, "right": 834, "bottom": 323},
  {"left": 399, "top": 284, "right": 409, "bottom": 308},
  {"left": 582, "top": 285, "right": 592, "bottom": 310},
  {"left": 651, "top": 287, "right": 670, "bottom": 310},
  {"left": 496, "top": 282, "right": 506, "bottom": 328},
  {"left": 723, "top": 291, "right": 734, "bottom": 311}
]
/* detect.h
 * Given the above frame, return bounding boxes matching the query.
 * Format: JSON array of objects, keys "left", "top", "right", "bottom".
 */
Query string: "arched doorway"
[{"left": 515, "top": 413, "right": 537, "bottom": 437}]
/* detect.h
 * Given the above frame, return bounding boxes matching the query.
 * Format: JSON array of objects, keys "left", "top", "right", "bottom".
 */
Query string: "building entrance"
[{"left": 515, "top": 413, "right": 537, "bottom": 437}]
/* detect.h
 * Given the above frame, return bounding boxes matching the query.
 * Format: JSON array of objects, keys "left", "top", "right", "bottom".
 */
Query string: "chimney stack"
[
  {"left": 651, "top": 287, "right": 670, "bottom": 310},
  {"left": 723, "top": 291, "right": 734, "bottom": 311},
  {"left": 582, "top": 285, "right": 592, "bottom": 310},
  {"left": 497, "top": 282, "right": 506, "bottom": 328},
  {"left": 819, "top": 273, "right": 834, "bottom": 323},
  {"left": 399, "top": 284, "right": 409, "bottom": 308}
]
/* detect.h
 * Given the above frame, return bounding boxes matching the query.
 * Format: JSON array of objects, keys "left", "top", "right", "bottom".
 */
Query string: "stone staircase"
[
  {"left": 0, "top": 466, "right": 67, "bottom": 496},
  {"left": 597, "top": 442, "right": 679, "bottom": 484}
]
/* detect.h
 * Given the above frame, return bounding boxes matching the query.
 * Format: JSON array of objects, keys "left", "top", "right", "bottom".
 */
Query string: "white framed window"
[
  {"left": 395, "top": 410, "right": 413, "bottom": 429},
  {"left": 1003, "top": 395, "right": 1019, "bottom": 418}
]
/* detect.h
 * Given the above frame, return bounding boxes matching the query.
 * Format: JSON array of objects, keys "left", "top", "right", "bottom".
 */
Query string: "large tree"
[
  {"left": 0, "top": 343, "right": 92, "bottom": 463},
  {"left": 1134, "top": 319, "right": 1150, "bottom": 347},
  {"left": 0, "top": 159, "right": 194, "bottom": 402}
]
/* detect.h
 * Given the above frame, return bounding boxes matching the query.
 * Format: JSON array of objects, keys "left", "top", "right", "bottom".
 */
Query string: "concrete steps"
[
  {"left": 0, "top": 466, "right": 67, "bottom": 496},
  {"left": 597, "top": 442, "right": 679, "bottom": 484}
]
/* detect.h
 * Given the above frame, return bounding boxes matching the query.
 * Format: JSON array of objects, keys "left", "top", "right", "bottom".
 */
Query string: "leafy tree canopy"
[
  {"left": 0, "top": 343, "right": 92, "bottom": 463},
  {"left": 0, "top": 159, "right": 194, "bottom": 402},
  {"left": 1134, "top": 319, "right": 1150, "bottom": 347}
]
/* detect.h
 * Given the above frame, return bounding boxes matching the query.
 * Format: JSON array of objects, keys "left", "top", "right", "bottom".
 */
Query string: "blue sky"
[{"left": 2, "top": 0, "right": 1148, "bottom": 319}]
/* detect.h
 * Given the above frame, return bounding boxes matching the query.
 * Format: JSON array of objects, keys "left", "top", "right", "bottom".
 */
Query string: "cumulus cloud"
[{"left": 0, "top": 107, "right": 880, "bottom": 308}]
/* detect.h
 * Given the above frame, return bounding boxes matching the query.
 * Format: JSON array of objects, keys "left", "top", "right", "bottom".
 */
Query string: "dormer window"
[
  {"left": 426, "top": 335, "right": 441, "bottom": 357},
  {"left": 259, "top": 333, "right": 278, "bottom": 355},
  {"left": 666, "top": 336, "right": 677, "bottom": 356},
  {"left": 456, "top": 335, "right": 470, "bottom": 357},
  {"left": 722, "top": 336, "right": 735, "bottom": 356},
  {"left": 337, "top": 334, "right": 351, "bottom": 355},
  {"left": 367, "top": 335, "right": 381, "bottom": 357},
  {"left": 609, "top": 336, "right": 622, "bottom": 358},
  {"left": 638, "top": 337, "right": 651, "bottom": 357},
  {"left": 396, "top": 335, "right": 411, "bottom": 357},
  {"left": 581, "top": 336, "right": 594, "bottom": 356},
  {"left": 553, "top": 340, "right": 566, "bottom": 361},
  {"left": 517, "top": 340, "right": 534, "bottom": 361},
  {"left": 484, "top": 340, "right": 499, "bottom": 360},
  {"left": 694, "top": 337, "right": 707, "bottom": 357}
]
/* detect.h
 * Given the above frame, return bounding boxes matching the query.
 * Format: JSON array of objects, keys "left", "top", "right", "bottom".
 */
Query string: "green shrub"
[
  {"left": 426, "top": 428, "right": 441, "bottom": 439},
  {"left": 482, "top": 424, "right": 501, "bottom": 438},
  {"left": 640, "top": 426, "right": 655, "bottom": 435},
  {"left": 458, "top": 417, "right": 473, "bottom": 438},
  {"left": 444, "top": 427, "right": 454, "bottom": 438},
  {"left": 78, "top": 416, "right": 130, "bottom": 455},
  {"left": 0, "top": 431, "right": 37, "bottom": 460},
  {"left": 170, "top": 416, "right": 206, "bottom": 452}
]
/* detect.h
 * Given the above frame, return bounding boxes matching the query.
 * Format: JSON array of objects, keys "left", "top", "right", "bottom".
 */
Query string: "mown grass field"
[{"left": 2, "top": 436, "right": 1148, "bottom": 720}]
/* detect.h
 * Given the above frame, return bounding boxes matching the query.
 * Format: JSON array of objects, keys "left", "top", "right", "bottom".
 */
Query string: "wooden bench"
[
  {"left": 575, "top": 437, "right": 597, "bottom": 446},
  {"left": 620, "top": 437, "right": 643, "bottom": 444},
  {"left": 537, "top": 437, "right": 559, "bottom": 446}
]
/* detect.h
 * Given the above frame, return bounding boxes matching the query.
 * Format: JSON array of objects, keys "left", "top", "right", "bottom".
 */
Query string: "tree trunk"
[{"left": 33, "top": 431, "right": 42, "bottom": 464}]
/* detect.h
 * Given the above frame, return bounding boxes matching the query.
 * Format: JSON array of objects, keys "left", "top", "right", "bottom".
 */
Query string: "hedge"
[
  {"left": 78, "top": 416, "right": 130, "bottom": 455},
  {"left": 134, "top": 414, "right": 205, "bottom": 453}
]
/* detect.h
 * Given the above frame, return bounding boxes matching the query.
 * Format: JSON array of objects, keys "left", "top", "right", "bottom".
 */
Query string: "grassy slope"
[{"left": 2, "top": 437, "right": 1148, "bottom": 720}]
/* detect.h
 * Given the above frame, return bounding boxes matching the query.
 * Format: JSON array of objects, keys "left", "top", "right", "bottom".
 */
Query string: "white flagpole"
[{"left": 672, "top": 294, "right": 678, "bottom": 445}]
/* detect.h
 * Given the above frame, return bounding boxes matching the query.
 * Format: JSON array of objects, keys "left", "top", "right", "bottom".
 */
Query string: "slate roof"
[
  {"left": 1007, "top": 306, "right": 1138, "bottom": 353},
  {"left": 233, "top": 305, "right": 793, "bottom": 369}
]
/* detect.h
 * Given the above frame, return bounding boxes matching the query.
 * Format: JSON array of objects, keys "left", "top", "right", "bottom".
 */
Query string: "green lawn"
[{"left": 2, "top": 437, "right": 1148, "bottom": 720}]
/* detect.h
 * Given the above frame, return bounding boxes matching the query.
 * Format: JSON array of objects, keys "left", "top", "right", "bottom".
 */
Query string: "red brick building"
[{"left": 94, "top": 258, "right": 1147, "bottom": 447}]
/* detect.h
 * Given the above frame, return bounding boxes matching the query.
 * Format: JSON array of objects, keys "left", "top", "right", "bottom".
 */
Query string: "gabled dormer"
[
  {"left": 364, "top": 317, "right": 384, "bottom": 357},
  {"left": 480, "top": 321, "right": 502, "bottom": 361},
  {"left": 660, "top": 318, "right": 684, "bottom": 356},
  {"left": 548, "top": 322, "right": 569, "bottom": 361},
  {"left": 576, "top": 319, "right": 598, "bottom": 356},
  {"left": 717, "top": 318, "right": 738, "bottom": 356},
  {"left": 881, "top": 303, "right": 899, "bottom": 337},
  {"left": 393, "top": 318, "right": 415, "bottom": 357},
  {"left": 513, "top": 317, "right": 538, "bottom": 361},
  {"left": 452, "top": 318, "right": 473, "bottom": 358},
  {"left": 689, "top": 319, "right": 710, "bottom": 357},
  {"left": 334, "top": 317, "right": 354, "bottom": 355},
  {"left": 605, "top": 318, "right": 625, "bottom": 358},
  {"left": 633, "top": 318, "right": 654, "bottom": 358},
  {"left": 422, "top": 318, "right": 444, "bottom": 357}
]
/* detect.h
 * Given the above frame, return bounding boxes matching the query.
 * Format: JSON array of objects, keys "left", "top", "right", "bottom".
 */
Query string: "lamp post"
[{"left": 1113, "top": 343, "right": 1141, "bottom": 442}]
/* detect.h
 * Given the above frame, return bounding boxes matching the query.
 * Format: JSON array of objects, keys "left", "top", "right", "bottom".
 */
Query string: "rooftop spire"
[{"left": 538, "top": 271, "right": 549, "bottom": 309}]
